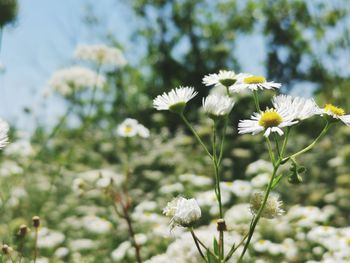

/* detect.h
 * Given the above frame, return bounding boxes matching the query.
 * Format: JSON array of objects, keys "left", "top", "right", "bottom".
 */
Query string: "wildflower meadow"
[{"left": 1, "top": 1, "right": 350, "bottom": 263}]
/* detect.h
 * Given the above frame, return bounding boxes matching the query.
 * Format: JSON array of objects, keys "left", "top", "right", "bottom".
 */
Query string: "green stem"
[
  {"left": 237, "top": 162, "right": 280, "bottom": 262},
  {"left": 180, "top": 114, "right": 213, "bottom": 159},
  {"left": 190, "top": 229, "right": 207, "bottom": 262},
  {"left": 212, "top": 121, "right": 224, "bottom": 260},
  {"left": 265, "top": 137, "right": 275, "bottom": 164},
  {"left": 253, "top": 90, "right": 261, "bottom": 112},
  {"left": 282, "top": 122, "right": 330, "bottom": 162},
  {"left": 237, "top": 129, "right": 292, "bottom": 261},
  {"left": 33, "top": 228, "right": 39, "bottom": 263},
  {"left": 224, "top": 232, "right": 249, "bottom": 262},
  {"left": 190, "top": 229, "right": 219, "bottom": 260},
  {"left": 273, "top": 133, "right": 280, "bottom": 158},
  {"left": 218, "top": 116, "right": 228, "bottom": 165},
  {"left": 86, "top": 64, "right": 102, "bottom": 121}
]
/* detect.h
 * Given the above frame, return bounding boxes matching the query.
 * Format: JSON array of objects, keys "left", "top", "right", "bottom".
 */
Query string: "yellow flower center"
[
  {"left": 324, "top": 104, "right": 345, "bottom": 116},
  {"left": 347, "top": 238, "right": 350, "bottom": 246},
  {"left": 244, "top": 76, "right": 266, "bottom": 84},
  {"left": 124, "top": 125, "right": 133, "bottom": 134},
  {"left": 259, "top": 110, "right": 283, "bottom": 128}
]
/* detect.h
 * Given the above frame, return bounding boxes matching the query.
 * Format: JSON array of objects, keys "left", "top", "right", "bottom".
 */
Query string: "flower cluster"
[
  {"left": 117, "top": 118, "right": 150, "bottom": 138},
  {"left": 152, "top": 69, "right": 350, "bottom": 262},
  {"left": 48, "top": 66, "right": 106, "bottom": 96},
  {"left": 74, "top": 44, "right": 127, "bottom": 67}
]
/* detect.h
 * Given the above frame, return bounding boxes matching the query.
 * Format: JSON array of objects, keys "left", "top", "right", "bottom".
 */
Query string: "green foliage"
[{"left": 0, "top": 0, "right": 18, "bottom": 27}]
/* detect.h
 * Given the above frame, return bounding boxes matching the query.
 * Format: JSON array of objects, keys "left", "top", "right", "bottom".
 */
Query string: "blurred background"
[{"left": 0, "top": 0, "right": 350, "bottom": 262}]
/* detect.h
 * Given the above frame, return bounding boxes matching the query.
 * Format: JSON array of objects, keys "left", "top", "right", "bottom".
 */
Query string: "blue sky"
[
  {"left": 0, "top": 0, "right": 134, "bottom": 129},
  {"left": 0, "top": 0, "right": 268, "bottom": 130}
]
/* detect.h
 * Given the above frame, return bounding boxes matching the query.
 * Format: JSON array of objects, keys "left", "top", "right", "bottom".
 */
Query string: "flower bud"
[
  {"left": 217, "top": 219, "right": 227, "bottom": 232},
  {"left": 18, "top": 224, "right": 29, "bottom": 237},
  {"left": 1, "top": 244, "right": 13, "bottom": 255},
  {"left": 32, "top": 216, "right": 40, "bottom": 228},
  {"left": 250, "top": 192, "right": 284, "bottom": 219},
  {"left": 163, "top": 196, "right": 201, "bottom": 228}
]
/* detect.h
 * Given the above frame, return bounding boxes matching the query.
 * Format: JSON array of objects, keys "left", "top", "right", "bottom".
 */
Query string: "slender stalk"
[
  {"left": 224, "top": 232, "right": 249, "bottom": 262},
  {"left": 86, "top": 64, "right": 102, "bottom": 121},
  {"left": 265, "top": 137, "right": 275, "bottom": 164},
  {"left": 273, "top": 133, "right": 280, "bottom": 157},
  {"left": 237, "top": 163, "right": 280, "bottom": 262},
  {"left": 124, "top": 208, "right": 142, "bottom": 263},
  {"left": 211, "top": 121, "right": 225, "bottom": 260},
  {"left": 218, "top": 116, "right": 228, "bottom": 165},
  {"left": 237, "top": 130, "right": 292, "bottom": 261},
  {"left": 283, "top": 122, "right": 330, "bottom": 161},
  {"left": 180, "top": 114, "right": 213, "bottom": 159},
  {"left": 8, "top": 254, "right": 15, "bottom": 263},
  {"left": 190, "top": 229, "right": 219, "bottom": 260},
  {"left": 190, "top": 229, "right": 207, "bottom": 262},
  {"left": 33, "top": 228, "right": 39, "bottom": 263},
  {"left": 219, "top": 228, "right": 224, "bottom": 260},
  {"left": 253, "top": 90, "right": 261, "bottom": 112}
]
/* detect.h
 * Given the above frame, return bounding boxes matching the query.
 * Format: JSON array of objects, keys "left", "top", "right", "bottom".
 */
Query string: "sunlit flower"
[
  {"left": 250, "top": 192, "right": 284, "bottom": 219},
  {"left": 163, "top": 196, "right": 201, "bottom": 228},
  {"left": 153, "top": 86, "right": 197, "bottom": 113},
  {"left": 111, "top": 241, "right": 131, "bottom": 261},
  {"left": 238, "top": 107, "right": 298, "bottom": 137},
  {"left": 117, "top": 118, "right": 150, "bottom": 138},
  {"left": 202, "top": 94, "right": 234, "bottom": 117},
  {"left": 69, "top": 239, "right": 96, "bottom": 251},
  {"left": 230, "top": 73, "right": 281, "bottom": 92},
  {"left": 0, "top": 119, "right": 9, "bottom": 150},
  {"left": 74, "top": 44, "right": 127, "bottom": 66},
  {"left": 202, "top": 70, "right": 237, "bottom": 89},
  {"left": 54, "top": 247, "right": 69, "bottom": 259},
  {"left": 48, "top": 66, "right": 106, "bottom": 96},
  {"left": 82, "top": 216, "right": 112, "bottom": 234},
  {"left": 37, "top": 228, "right": 65, "bottom": 249},
  {"left": 322, "top": 104, "right": 350, "bottom": 126},
  {"left": 272, "top": 95, "right": 321, "bottom": 120}
]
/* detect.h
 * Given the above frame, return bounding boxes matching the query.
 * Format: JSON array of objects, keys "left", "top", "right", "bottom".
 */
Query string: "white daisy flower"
[
  {"left": 163, "top": 196, "right": 201, "bottom": 228},
  {"left": 153, "top": 86, "right": 197, "bottom": 113},
  {"left": 0, "top": 119, "right": 9, "bottom": 150},
  {"left": 238, "top": 108, "right": 298, "bottom": 137},
  {"left": 272, "top": 95, "right": 321, "bottom": 120},
  {"left": 322, "top": 104, "right": 350, "bottom": 126},
  {"left": 202, "top": 94, "right": 235, "bottom": 117},
  {"left": 117, "top": 118, "right": 150, "bottom": 138},
  {"left": 202, "top": 70, "right": 237, "bottom": 89},
  {"left": 230, "top": 73, "right": 281, "bottom": 93}
]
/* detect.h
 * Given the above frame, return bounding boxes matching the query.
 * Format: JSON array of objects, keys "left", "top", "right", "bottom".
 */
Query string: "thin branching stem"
[{"left": 180, "top": 114, "right": 213, "bottom": 159}]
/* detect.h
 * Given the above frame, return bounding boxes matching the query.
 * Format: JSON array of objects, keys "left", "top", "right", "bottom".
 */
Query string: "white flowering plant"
[{"left": 153, "top": 70, "right": 349, "bottom": 262}]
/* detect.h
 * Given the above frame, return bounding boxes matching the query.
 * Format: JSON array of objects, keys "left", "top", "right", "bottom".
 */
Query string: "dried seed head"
[
  {"left": 32, "top": 216, "right": 40, "bottom": 228},
  {"left": 217, "top": 219, "right": 227, "bottom": 232},
  {"left": 18, "top": 224, "right": 29, "bottom": 237},
  {"left": 1, "top": 244, "right": 12, "bottom": 255}
]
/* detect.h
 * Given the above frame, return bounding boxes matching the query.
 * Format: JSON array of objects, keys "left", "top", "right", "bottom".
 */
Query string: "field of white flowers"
[
  {"left": 1, "top": 1, "right": 350, "bottom": 263},
  {"left": 1, "top": 44, "right": 350, "bottom": 263}
]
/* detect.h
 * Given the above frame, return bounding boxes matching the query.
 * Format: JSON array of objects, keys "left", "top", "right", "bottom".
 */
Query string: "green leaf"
[{"left": 213, "top": 237, "right": 219, "bottom": 256}]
